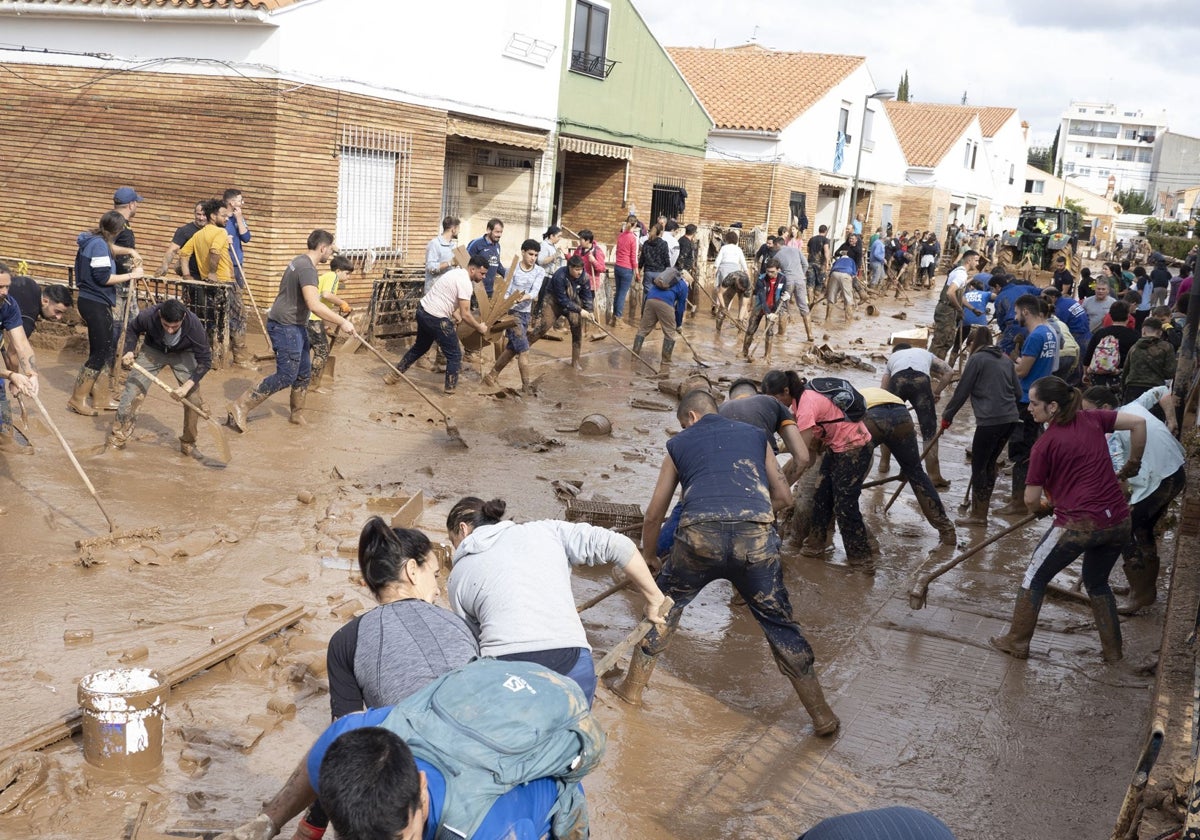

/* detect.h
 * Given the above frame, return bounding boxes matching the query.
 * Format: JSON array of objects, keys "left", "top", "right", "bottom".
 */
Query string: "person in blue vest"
[
  {"left": 611, "top": 389, "right": 840, "bottom": 737},
  {"left": 467, "top": 218, "right": 505, "bottom": 296}
]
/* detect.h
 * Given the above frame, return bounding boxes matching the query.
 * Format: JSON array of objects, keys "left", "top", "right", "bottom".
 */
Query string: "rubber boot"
[
  {"left": 310, "top": 360, "right": 326, "bottom": 390},
  {"left": 660, "top": 338, "right": 675, "bottom": 366},
  {"left": 741, "top": 332, "right": 753, "bottom": 360},
  {"left": 289, "top": 386, "right": 308, "bottom": 425},
  {"left": 226, "top": 388, "right": 268, "bottom": 433},
  {"left": 180, "top": 393, "right": 203, "bottom": 457},
  {"left": 106, "top": 417, "right": 136, "bottom": 450},
  {"left": 67, "top": 367, "right": 100, "bottom": 416},
  {"left": 632, "top": 334, "right": 645, "bottom": 356},
  {"left": 801, "top": 313, "right": 814, "bottom": 342},
  {"left": 484, "top": 348, "right": 515, "bottom": 387},
  {"left": 924, "top": 439, "right": 950, "bottom": 489},
  {"left": 1090, "top": 593, "right": 1124, "bottom": 662},
  {"left": 0, "top": 428, "right": 32, "bottom": 456},
  {"left": 443, "top": 371, "right": 458, "bottom": 395},
  {"left": 570, "top": 343, "right": 583, "bottom": 371},
  {"left": 91, "top": 366, "right": 119, "bottom": 412},
  {"left": 230, "top": 335, "right": 258, "bottom": 370},
  {"left": 788, "top": 669, "right": 840, "bottom": 736},
  {"left": 993, "top": 490, "right": 1027, "bottom": 517},
  {"left": 877, "top": 445, "right": 891, "bottom": 474},
  {"left": 383, "top": 359, "right": 409, "bottom": 386},
  {"left": 988, "top": 587, "right": 1043, "bottom": 659},
  {"left": 516, "top": 355, "right": 532, "bottom": 394},
  {"left": 955, "top": 486, "right": 991, "bottom": 526},
  {"left": 914, "top": 487, "right": 957, "bottom": 546},
  {"left": 610, "top": 647, "right": 658, "bottom": 707},
  {"left": 1119, "top": 553, "right": 1159, "bottom": 615}
]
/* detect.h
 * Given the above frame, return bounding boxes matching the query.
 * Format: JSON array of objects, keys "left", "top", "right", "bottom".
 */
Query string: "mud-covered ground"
[{"left": 0, "top": 276, "right": 1161, "bottom": 839}]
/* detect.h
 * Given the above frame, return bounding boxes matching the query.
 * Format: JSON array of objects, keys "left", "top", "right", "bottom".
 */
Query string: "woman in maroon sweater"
[{"left": 990, "top": 375, "right": 1146, "bottom": 663}]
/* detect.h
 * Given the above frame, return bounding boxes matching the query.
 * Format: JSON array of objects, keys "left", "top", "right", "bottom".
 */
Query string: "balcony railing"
[{"left": 570, "top": 50, "right": 617, "bottom": 79}]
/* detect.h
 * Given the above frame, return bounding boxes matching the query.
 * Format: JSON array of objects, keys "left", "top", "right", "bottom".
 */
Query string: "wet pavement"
[{"left": 0, "top": 279, "right": 1161, "bottom": 839}]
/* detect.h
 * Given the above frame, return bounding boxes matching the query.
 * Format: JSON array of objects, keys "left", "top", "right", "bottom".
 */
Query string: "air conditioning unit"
[{"left": 466, "top": 173, "right": 483, "bottom": 192}]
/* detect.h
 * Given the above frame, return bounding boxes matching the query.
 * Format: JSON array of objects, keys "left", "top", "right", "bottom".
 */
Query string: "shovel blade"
[
  {"left": 324, "top": 355, "right": 336, "bottom": 380},
  {"left": 206, "top": 420, "right": 233, "bottom": 465}
]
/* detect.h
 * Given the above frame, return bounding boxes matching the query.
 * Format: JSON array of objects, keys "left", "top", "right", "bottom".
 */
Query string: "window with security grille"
[
  {"left": 337, "top": 125, "right": 412, "bottom": 257},
  {"left": 650, "top": 177, "right": 686, "bottom": 222}
]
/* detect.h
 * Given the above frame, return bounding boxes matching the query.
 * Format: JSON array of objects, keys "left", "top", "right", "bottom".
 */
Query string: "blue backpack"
[{"left": 380, "top": 658, "right": 605, "bottom": 840}]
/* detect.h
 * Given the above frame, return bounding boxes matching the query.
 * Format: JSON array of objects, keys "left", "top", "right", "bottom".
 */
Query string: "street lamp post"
[
  {"left": 1059, "top": 172, "right": 1081, "bottom": 208},
  {"left": 848, "top": 88, "right": 895, "bottom": 233}
]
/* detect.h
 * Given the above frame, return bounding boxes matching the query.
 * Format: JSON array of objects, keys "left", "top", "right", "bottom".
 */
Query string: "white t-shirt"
[
  {"left": 944, "top": 265, "right": 968, "bottom": 291},
  {"left": 421, "top": 267, "right": 473, "bottom": 320},
  {"left": 1108, "top": 386, "right": 1186, "bottom": 505},
  {"left": 662, "top": 232, "right": 680, "bottom": 268},
  {"left": 716, "top": 244, "right": 747, "bottom": 271},
  {"left": 887, "top": 347, "right": 934, "bottom": 377},
  {"left": 507, "top": 264, "right": 545, "bottom": 314}
]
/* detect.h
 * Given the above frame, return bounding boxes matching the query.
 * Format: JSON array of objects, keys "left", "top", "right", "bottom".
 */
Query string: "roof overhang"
[
  {"left": 558, "top": 135, "right": 632, "bottom": 161},
  {"left": 447, "top": 115, "right": 547, "bottom": 152},
  {"left": 0, "top": 1, "right": 275, "bottom": 24}
]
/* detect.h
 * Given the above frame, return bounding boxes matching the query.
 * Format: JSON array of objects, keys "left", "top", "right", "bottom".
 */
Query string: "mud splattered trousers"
[
  {"left": 306, "top": 319, "right": 331, "bottom": 381},
  {"left": 77, "top": 297, "right": 115, "bottom": 373},
  {"left": 116, "top": 344, "right": 204, "bottom": 445},
  {"left": 809, "top": 444, "right": 874, "bottom": 562},
  {"left": 863, "top": 405, "right": 951, "bottom": 530},
  {"left": 929, "top": 301, "right": 958, "bottom": 360},
  {"left": 256, "top": 320, "right": 311, "bottom": 395},
  {"left": 887, "top": 369, "right": 938, "bottom": 441},
  {"left": 1023, "top": 517, "right": 1131, "bottom": 597},
  {"left": 1124, "top": 465, "right": 1187, "bottom": 566},
  {"left": 970, "top": 421, "right": 1017, "bottom": 504},
  {"left": 640, "top": 521, "right": 815, "bottom": 678},
  {"left": 530, "top": 296, "right": 582, "bottom": 349},
  {"left": 397, "top": 307, "right": 462, "bottom": 392}
]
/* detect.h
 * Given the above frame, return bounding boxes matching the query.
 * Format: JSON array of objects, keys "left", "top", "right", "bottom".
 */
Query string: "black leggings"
[
  {"left": 970, "top": 421, "right": 1017, "bottom": 498},
  {"left": 77, "top": 297, "right": 114, "bottom": 372},
  {"left": 1125, "top": 466, "right": 1187, "bottom": 563},
  {"left": 889, "top": 369, "right": 937, "bottom": 440}
]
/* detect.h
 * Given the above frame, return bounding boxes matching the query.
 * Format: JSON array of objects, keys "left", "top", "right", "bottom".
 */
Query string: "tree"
[
  {"left": 1028, "top": 146, "right": 1053, "bottom": 173},
  {"left": 1114, "top": 189, "right": 1154, "bottom": 215},
  {"left": 1048, "top": 126, "right": 1060, "bottom": 177},
  {"left": 1064, "top": 197, "right": 1088, "bottom": 219},
  {"left": 897, "top": 71, "right": 910, "bottom": 102}
]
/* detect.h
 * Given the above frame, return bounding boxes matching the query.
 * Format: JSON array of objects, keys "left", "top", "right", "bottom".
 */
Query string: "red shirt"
[
  {"left": 1026, "top": 409, "right": 1129, "bottom": 528},
  {"left": 615, "top": 230, "right": 638, "bottom": 269}
]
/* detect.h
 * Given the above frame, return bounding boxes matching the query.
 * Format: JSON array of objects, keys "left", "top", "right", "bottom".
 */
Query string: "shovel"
[
  {"left": 908, "top": 512, "right": 1037, "bottom": 609},
  {"left": 228, "top": 248, "right": 272, "bottom": 356},
  {"left": 676, "top": 331, "right": 712, "bottom": 368},
  {"left": 130, "top": 362, "right": 232, "bottom": 465},
  {"left": 27, "top": 391, "right": 119, "bottom": 533},
  {"left": 322, "top": 325, "right": 342, "bottom": 381},
  {"left": 351, "top": 335, "right": 467, "bottom": 447},
  {"left": 586, "top": 317, "right": 659, "bottom": 374},
  {"left": 881, "top": 427, "right": 944, "bottom": 514},
  {"left": 593, "top": 596, "right": 674, "bottom": 677}
]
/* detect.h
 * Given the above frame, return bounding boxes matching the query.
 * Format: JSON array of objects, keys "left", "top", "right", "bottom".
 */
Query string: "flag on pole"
[{"left": 833, "top": 131, "right": 846, "bottom": 173}]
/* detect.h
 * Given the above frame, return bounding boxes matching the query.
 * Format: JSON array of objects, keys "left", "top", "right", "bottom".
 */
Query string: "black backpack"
[{"left": 805, "top": 377, "right": 867, "bottom": 423}]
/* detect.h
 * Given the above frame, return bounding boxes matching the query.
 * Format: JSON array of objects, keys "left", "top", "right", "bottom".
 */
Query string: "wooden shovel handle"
[{"left": 27, "top": 391, "right": 116, "bottom": 532}]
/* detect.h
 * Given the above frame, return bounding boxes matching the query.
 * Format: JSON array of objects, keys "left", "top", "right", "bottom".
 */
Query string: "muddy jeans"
[
  {"left": 307, "top": 320, "right": 330, "bottom": 379},
  {"left": 530, "top": 296, "right": 582, "bottom": 349},
  {"left": 398, "top": 307, "right": 462, "bottom": 388},
  {"left": 970, "top": 421, "right": 1017, "bottom": 500},
  {"left": 1023, "top": 518, "right": 1131, "bottom": 596},
  {"left": 1124, "top": 465, "right": 1187, "bottom": 565},
  {"left": 888, "top": 368, "right": 938, "bottom": 441},
  {"left": 637, "top": 298, "right": 678, "bottom": 340},
  {"left": 864, "top": 405, "right": 950, "bottom": 527},
  {"left": 641, "top": 521, "right": 815, "bottom": 678},
  {"left": 117, "top": 344, "right": 204, "bottom": 443},
  {"left": 257, "top": 320, "right": 312, "bottom": 395},
  {"left": 809, "top": 444, "right": 874, "bottom": 562}
]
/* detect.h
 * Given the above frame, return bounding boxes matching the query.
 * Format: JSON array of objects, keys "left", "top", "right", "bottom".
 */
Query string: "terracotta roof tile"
[
  {"left": 0, "top": 0, "right": 298, "bottom": 10},
  {"left": 884, "top": 101, "right": 978, "bottom": 168},
  {"left": 976, "top": 106, "right": 1017, "bottom": 137},
  {"left": 667, "top": 44, "right": 864, "bottom": 133}
]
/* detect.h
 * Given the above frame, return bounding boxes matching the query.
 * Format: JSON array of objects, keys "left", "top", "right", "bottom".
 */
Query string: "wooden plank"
[{"left": 0, "top": 605, "right": 306, "bottom": 762}]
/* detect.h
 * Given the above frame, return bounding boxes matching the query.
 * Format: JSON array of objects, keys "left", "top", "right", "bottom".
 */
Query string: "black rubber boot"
[
  {"left": 1119, "top": 553, "right": 1159, "bottom": 615},
  {"left": 1090, "top": 593, "right": 1123, "bottom": 662}
]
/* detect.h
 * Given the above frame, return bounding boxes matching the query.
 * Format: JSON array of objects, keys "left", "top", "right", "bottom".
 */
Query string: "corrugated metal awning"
[
  {"left": 446, "top": 116, "right": 547, "bottom": 152},
  {"left": 818, "top": 173, "right": 851, "bottom": 188},
  {"left": 558, "top": 135, "right": 633, "bottom": 160}
]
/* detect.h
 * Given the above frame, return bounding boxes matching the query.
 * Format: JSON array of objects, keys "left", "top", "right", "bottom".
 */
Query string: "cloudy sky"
[{"left": 639, "top": 0, "right": 1200, "bottom": 145}]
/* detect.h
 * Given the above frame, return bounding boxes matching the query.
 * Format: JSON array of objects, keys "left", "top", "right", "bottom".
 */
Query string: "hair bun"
[{"left": 482, "top": 499, "right": 507, "bottom": 520}]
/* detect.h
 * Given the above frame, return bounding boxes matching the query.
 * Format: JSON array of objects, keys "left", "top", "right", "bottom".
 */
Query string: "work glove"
[
  {"left": 781, "top": 291, "right": 791, "bottom": 303},
  {"left": 940, "top": 418, "right": 952, "bottom": 431},
  {"left": 216, "top": 813, "right": 277, "bottom": 840},
  {"left": 171, "top": 384, "right": 191, "bottom": 403},
  {"left": 1116, "top": 458, "right": 1142, "bottom": 481},
  {"left": 766, "top": 312, "right": 779, "bottom": 324},
  {"left": 580, "top": 309, "right": 596, "bottom": 322},
  {"left": 121, "top": 352, "right": 135, "bottom": 371},
  {"left": 291, "top": 817, "right": 326, "bottom": 840},
  {"left": 338, "top": 303, "right": 352, "bottom": 316},
  {"left": 1034, "top": 503, "right": 1055, "bottom": 520}
]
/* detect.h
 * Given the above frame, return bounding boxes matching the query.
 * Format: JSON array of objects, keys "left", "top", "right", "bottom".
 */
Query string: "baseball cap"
[{"left": 113, "top": 186, "right": 144, "bottom": 205}]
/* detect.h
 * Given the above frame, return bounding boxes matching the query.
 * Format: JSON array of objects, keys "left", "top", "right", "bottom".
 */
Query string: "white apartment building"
[{"left": 1054, "top": 100, "right": 1168, "bottom": 198}]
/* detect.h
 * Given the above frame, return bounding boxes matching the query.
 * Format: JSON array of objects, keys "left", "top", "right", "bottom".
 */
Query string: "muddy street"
[{"left": 0, "top": 283, "right": 1159, "bottom": 840}]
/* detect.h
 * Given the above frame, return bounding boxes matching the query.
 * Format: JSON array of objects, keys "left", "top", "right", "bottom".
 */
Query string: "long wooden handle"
[
  {"left": 589, "top": 319, "right": 659, "bottom": 373},
  {"left": 110, "top": 283, "right": 137, "bottom": 387},
  {"left": 909, "top": 512, "right": 1037, "bottom": 608},
  {"left": 592, "top": 595, "right": 674, "bottom": 676},
  {"left": 130, "top": 362, "right": 212, "bottom": 421},
  {"left": 577, "top": 580, "right": 628, "bottom": 614},
  {"left": 27, "top": 391, "right": 116, "bottom": 532},
  {"left": 882, "top": 426, "right": 944, "bottom": 513},
  {"left": 228, "top": 248, "right": 270, "bottom": 338},
  {"left": 354, "top": 336, "right": 452, "bottom": 422}
]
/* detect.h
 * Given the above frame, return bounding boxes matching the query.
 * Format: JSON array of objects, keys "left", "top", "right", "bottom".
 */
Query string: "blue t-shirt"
[
  {"left": 869, "top": 238, "right": 886, "bottom": 263},
  {"left": 1018, "top": 323, "right": 1058, "bottom": 402},
  {"left": 961, "top": 289, "right": 993, "bottom": 327},
  {"left": 1055, "top": 297, "right": 1091, "bottom": 344},
  {"left": 467, "top": 236, "right": 505, "bottom": 295},
  {"left": 0, "top": 295, "right": 22, "bottom": 333},
  {"left": 308, "top": 708, "right": 559, "bottom": 840}
]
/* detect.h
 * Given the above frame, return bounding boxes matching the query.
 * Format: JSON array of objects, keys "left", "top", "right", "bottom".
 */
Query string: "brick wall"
[
  {"left": 626, "top": 147, "right": 705, "bottom": 227},
  {"left": 559, "top": 152, "right": 625, "bottom": 239},
  {"left": 0, "top": 63, "right": 447, "bottom": 310}
]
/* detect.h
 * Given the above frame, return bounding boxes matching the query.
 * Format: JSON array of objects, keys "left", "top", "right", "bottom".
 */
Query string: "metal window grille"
[
  {"left": 650, "top": 176, "right": 686, "bottom": 223},
  {"left": 337, "top": 125, "right": 412, "bottom": 259}
]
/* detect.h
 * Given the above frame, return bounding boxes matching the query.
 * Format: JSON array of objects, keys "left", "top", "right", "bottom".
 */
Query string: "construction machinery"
[{"left": 998, "top": 205, "right": 1080, "bottom": 275}]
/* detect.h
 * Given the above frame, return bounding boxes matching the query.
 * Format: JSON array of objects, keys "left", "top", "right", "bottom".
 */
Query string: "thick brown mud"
[{"left": 0, "top": 279, "right": 1160, "bottom": 839}]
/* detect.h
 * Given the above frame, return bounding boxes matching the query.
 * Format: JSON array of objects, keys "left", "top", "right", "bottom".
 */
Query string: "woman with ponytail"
[
  {"left": 989, "top": 375, "right": 1146, "bottom": 665},
  {"left": 445, "top": 496, "right": 667, "bottom": 704}
]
